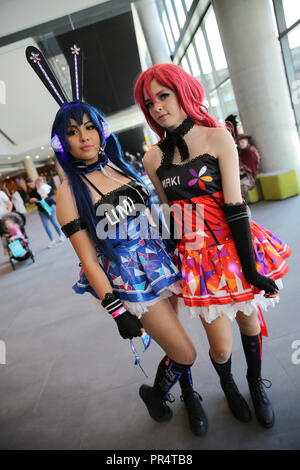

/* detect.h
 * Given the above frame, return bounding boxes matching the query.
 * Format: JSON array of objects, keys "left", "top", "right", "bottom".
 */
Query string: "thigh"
[
  {"left": 236, "top": 309, "right": 260, "bottom": 335},
  {"left": 168, "top": 295, "right": 179, "bottom": 316},
  {"left": 141, "top": 298, "right": 196, "bottom": 365},
  {"left": 200, "top": 314, "right": 233, "bottom": 362}
]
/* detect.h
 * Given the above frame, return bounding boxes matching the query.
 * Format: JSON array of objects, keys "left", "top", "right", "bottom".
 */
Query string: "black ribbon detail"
[
  {"left": 159, "top": 116, "right": 194, "bottom": 166},
  {"left": 71, "top": 151, "right": 108, "bottom": 174}
]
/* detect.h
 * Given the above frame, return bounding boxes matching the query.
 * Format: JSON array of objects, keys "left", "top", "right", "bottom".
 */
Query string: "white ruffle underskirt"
[
  {"left": 179, "top": 279, "right": 283, "bottom": 323},
  {"left": 90, "top": 280, "right": 182, "bottom": 318}
]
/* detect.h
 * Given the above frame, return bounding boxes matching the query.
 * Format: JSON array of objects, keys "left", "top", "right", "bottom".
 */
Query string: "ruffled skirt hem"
[
  {"left": 90, "top": 280, "right": 182, "bottom": 318},
  {"left": 179, "top": 279, "right": 283, "bottom": 323}
]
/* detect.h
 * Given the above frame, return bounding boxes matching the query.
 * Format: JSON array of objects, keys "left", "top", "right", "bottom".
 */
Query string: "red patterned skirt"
[{"left": 174, "top": 220, "right": 291, "bottom": 325}]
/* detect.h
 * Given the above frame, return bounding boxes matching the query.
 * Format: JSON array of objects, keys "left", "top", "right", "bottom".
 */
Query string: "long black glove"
[
  {"left": 224, "top": 202, "right": 279, "bottom": 294},
  {"left": 101, "top": 292, "right": 142, "bottom": 339}
]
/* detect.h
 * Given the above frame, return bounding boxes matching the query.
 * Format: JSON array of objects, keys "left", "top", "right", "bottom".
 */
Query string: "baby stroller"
[{"left": 1, "top": 212, "right": 35, "bottom": 270}]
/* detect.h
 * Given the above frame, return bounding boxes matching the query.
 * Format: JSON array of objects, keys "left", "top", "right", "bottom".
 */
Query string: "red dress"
[{"left": 156, "top": 152, "right": 291, "bottom": 325}]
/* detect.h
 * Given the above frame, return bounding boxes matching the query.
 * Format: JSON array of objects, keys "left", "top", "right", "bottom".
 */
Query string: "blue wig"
[{"left": 52, "top": 101, "right": 147, "bottom": 263}]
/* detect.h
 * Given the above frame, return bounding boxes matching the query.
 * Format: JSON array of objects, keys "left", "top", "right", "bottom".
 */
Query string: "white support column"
[
  {"left": 134, "top": 0, "right": 171, "bottom": 65},
  {"left": 212, "top": 0, "right": 300, "bottom": 172},
  {"left": 23, "top": 158, "right": 39, "bottom": 181}
]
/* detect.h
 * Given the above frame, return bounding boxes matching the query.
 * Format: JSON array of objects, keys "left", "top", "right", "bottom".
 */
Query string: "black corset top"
[
  {"left": 94, "top": 180, "right": 149, "bottom": 211},
  {"left": 156, "top": 153, "right": 222, "bottom": 202}
]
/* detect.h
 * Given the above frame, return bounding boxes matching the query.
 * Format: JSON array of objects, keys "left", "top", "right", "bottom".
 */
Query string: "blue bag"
[
  {"left": 8, "top": 240, "right": 27, "bottom": 257},
  {"left": 39, "top": 198, "right": 52, "bottom": 215}
]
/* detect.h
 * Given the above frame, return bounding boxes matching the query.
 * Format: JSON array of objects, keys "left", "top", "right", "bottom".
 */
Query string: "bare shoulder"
[
  {"left": 56, "top": 179, "right": 79, "bottom": 226},
  {"left": 206, "top": 127, "right": 236, "bottom": 159},
  {"left": 56, "top": 179, "right": 71, "bottom": 205},
  {"left": 143, "top": 145, "right": 163, "bottom": 174},
  {"left": 207, "top": 127, "right": 233, "bottom": 143}
]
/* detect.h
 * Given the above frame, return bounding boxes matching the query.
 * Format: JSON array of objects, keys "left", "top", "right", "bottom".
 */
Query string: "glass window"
[
  {"left": 184, "top": 0, "right": 193, "bottom": 11},
  {"left": 166, "top": 0, "right": 180, "bottom": 41},
  {"left": 283, "top": 0, "right": 300, "bottom": 28},
  {"left": 194, "top": 29, "right": 212, "bottom": 74},
  {"left": 174, "top": 0, "right": 186, "bottom": 29},
  {"left": 208, "top": 90, "right": 223, "bottom": 121},
  {"left": 194, "top": 29, "right": 215, "bottom": 91},
  {"left": 162, "top": 11, "right": 175, "bottom": 51},
  {"left": 218, "top": 79, "right": 238, "bottom": 118},
  {"left": 287, "top": 24, "right": 300, "bottom": 78},
  {"left": 204, "top": 8, "right": 228, "bottom": 81},
  {"left": 187, "top": 43, "right": 201, "bottom": 77},
  {"left": 181, "top": 56, "right": 192, "bottom": 74}
]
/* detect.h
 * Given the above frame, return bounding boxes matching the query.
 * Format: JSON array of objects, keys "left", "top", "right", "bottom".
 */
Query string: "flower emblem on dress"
[
  {"left": 188, "top": 166, "right": 213, "bottom": 190},
  {"left": 71, "top": 45, "right": 80, "bottom": 55},
  {"left": 30, "top": 52, "right": 40, "bottom": 63}
]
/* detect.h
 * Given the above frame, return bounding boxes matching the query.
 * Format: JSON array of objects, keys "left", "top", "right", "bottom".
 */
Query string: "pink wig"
[{"left": 134, "top": 63, "right": 220, "bottom": 139}]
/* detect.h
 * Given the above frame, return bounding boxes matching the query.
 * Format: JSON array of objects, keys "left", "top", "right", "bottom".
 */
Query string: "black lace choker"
[
  {"left": 71, "top": 151, "right": 108, "bottom": 174},
  {"left": 160, "top": 116, "right": 194, "bottom": 165}
]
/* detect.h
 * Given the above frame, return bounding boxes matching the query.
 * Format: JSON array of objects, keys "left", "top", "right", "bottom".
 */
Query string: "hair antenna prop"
[
  {"left": 69, "top": 44, "right": 83, "bottom": 102},
  {"left": 26, "top": 46, "right": 68, "bottom": 106}
]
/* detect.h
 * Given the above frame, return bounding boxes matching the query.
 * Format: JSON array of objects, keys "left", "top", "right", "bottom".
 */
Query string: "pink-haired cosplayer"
[{"left": 134, "top": 63, "right": 291, "bottom": 428}]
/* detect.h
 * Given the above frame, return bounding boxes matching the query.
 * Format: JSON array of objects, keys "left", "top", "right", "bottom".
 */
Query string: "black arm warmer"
[
  {"left": 61, "top": 218, "right": 86, "bottom": 238},
  {"left": 224, "top": 202, "right": 278, "bottom": 294}
]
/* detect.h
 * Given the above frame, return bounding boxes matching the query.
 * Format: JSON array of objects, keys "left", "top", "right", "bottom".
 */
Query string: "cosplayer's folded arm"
[
  {"left": 56, "top": 181, "right": 142, "bottom": 339},
  {"left": 216, "top": 129, "right": 278, "bottom": 295}
]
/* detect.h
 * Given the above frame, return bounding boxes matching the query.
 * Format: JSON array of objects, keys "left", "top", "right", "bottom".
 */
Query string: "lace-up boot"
[
  {"left": 180, "top": 390, "right": 208, "bottom": 436},
  {"left": 140, "top": 355, "right": 200, "bottom": 424},
  {"left": 211, "top": 354, "right": 251, "bottom": 422},
  {"left": 139, "top": 385, "right": 173, "bottom": 422},
  {"left": 247, "top": 376, "right": 275, "bottom": 428},
  {"left": 220, "top": 374, "right": 252, "bottom": 422}
]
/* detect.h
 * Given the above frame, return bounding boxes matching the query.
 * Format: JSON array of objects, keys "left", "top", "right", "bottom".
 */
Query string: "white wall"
[
  {"left": 0, "top": 38, "right": 59, "bottom": 159},
  {"left": 0, "top": 0, "right": 109, "bottom": 38}
]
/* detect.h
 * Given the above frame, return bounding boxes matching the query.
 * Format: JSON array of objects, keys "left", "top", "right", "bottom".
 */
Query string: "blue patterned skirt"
[{"left": 73, "top": 235, "right": 182, "bottom": 317}]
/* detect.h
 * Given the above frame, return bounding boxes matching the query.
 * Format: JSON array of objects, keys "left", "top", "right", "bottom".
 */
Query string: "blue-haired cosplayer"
[
  {"left": 26, "top": 45, "right": 208, "bottom": 436},
  {"left": 52, "top": 101, "right": 182, "bottom": 315}
]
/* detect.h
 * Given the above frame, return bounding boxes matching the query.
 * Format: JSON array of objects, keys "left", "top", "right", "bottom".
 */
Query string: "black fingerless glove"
[
  {"left": 224, "top": 202, "right": 279, "bottom": 294},
  {"left": 101, "top": 292, "right": 142, "bottom": 339}
]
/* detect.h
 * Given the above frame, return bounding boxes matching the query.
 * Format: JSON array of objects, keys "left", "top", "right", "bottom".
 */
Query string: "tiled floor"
[{"left": 0, "top": 195, "right": 299, "bottom": 450}]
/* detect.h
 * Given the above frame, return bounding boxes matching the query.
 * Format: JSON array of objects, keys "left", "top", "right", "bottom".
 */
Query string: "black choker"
[
  {"left": 71, "top": 151, "right": 108, "bottom": 174},
  {"left": 159, "top": 116, "right": 194, "bottom": 165}
]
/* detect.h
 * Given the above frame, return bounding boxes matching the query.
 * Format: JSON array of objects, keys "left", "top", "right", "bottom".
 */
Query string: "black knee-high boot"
[
  {"left": 139, "top": 355, "right": 181, "bottom": 422},
  {"left": 177, "top": 359, "right": 208, "bottom": 436},
  {"left": 140, "top": 356, "right": 207, "bottom": 435},
  {"left": 210, "top": 353, "right": 252, "bottom": 422},
  {"left": 241, "top": 332, "right": 275, "bottom": 428}
]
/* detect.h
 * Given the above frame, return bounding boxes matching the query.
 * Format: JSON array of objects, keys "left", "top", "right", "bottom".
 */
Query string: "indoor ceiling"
[{"left": 0, "top": 0, "right": 150, "bottom": 176}]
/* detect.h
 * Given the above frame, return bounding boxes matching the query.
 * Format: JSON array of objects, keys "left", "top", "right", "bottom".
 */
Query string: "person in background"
[
  {"left": 236, "top": 134, "right": 260, "bottom": 200},
  {"left": 0, "top": 189, "right": 13, "bottom": 237},
  {"left": 11, "top": 188, "right": 27, "bottom": 224},
  {"left": 3, "top": 217, "right": 25, "bottom": 243},
  {"left": 26, "top": 177, "right": 64, "bottom": 248}
]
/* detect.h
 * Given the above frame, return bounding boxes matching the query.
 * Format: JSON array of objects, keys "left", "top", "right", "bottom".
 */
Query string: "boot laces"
[
  {"left": 180, "top": 390, "right": 203, "bottom": 402},
  {"left": 251, "top": 377, "right": 272, "bottom": 401},
  {"left": 165, "top": 392, "right": 175, "bottom": 404}
]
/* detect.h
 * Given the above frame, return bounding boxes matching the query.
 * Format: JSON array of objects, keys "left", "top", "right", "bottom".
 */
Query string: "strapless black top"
[{"left": 156, "top": 153, "right": 222, "bottom": 202}]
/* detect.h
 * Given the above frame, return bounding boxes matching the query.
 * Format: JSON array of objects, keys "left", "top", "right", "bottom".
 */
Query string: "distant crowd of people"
[
  {"left": 0, "top": 175, "right": 64, "bottom": 252},
  {"left": 225, "top": 114, "right": 261, "bottom": 200}
]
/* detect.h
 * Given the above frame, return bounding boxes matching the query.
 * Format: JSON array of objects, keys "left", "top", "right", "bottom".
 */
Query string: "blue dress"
[{"left": 72, "top": 170, "right": 181, "bottom": 317}]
